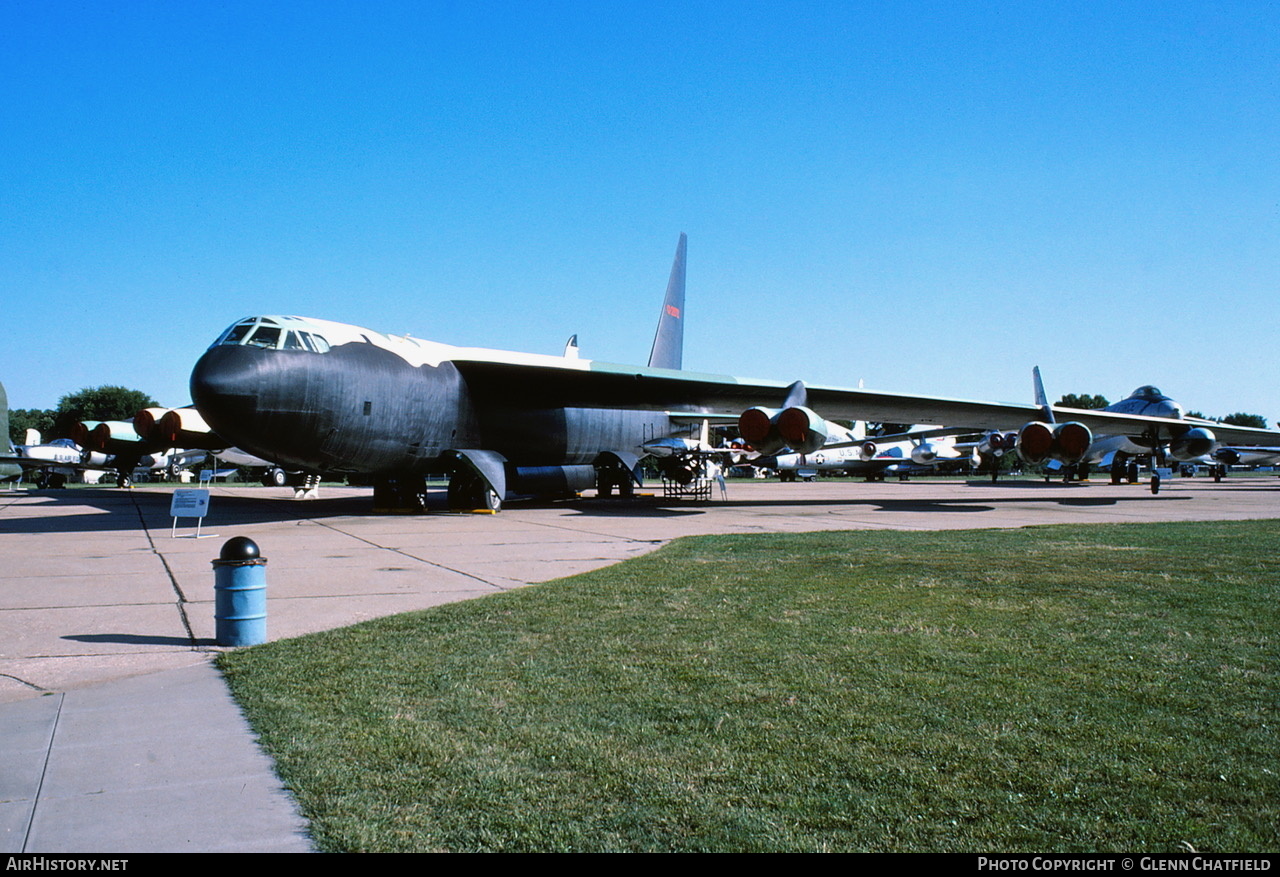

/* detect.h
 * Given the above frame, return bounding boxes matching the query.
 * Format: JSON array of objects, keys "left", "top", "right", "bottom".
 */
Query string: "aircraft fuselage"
[{"left": 190, "top": 316, "right": 670, "bottom": 477}]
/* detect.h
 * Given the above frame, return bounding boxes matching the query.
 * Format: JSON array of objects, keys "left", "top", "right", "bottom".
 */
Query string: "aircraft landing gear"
[
  {"left": 1150, "top": 473, "right": 1161, "bottom": 494},
  {"left": 448, "top": 470, "right": 501, "bottom": 512},
  {"left": 595, "top": 465, "right": 634, "bottom": 498}
]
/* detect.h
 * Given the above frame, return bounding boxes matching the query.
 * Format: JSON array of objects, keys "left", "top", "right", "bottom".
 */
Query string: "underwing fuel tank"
[
  {"left": 737, "top": 406, "right": 828, "bottom": 456},
  {"left": 1016, "top": 421, "right": 1092, "bottom": 465},
  {"left": 910, "top": 442, "right": 938, "bottom": 466}
]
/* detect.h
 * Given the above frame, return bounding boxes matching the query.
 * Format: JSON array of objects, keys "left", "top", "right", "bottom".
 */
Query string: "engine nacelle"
[
  {"left": 738, "top": 406, "right": 783, "bottom": 455},
  {"left": 1213, "top": 447, "right": 1241, "bottom": 465},
  {"left": 132, "top": 408, "right": 170, "bottom": 443},
  {"left": 978, "top": 431, "right": 1017, "bottom": 457},
  {"left": 775, "top": 406, "right": 828, "bottom": 455},
  {"left": 1016, "top": 421, "right": 1092, "bottom": 465},
  {"left": 856, "top": 441, "right": 878, "bottom": 462},
  {"left": 911, "top": 443, "right": 938, "bottom": 466},
  {"left": 70, "top": 420, "right": 103, "bottom": 449},
  {"left": 80, "top": 421, "right": 145, "bottom": 454},
  {"left": 1169, "top": 427, "right": 1215, "bottom": 461},
  {"left": 737, "top": 406, "right": 828, "bottom": 456},
  {"left": 143, "top": 407, "right": 221, "bottom": 449}
]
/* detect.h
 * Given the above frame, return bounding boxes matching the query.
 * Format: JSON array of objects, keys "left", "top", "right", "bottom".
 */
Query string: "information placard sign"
[{"left": 170, "top": 488, "right": 212, "bottom": 537}]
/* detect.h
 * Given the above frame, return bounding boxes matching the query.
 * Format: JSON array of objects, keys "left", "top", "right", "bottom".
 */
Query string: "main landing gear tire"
[
  {"left": 448, "top": 471, "right": 502, "bottom": 512},
  {"left": 1150, "top": 473, "right": 1161, "bottom": 495}
]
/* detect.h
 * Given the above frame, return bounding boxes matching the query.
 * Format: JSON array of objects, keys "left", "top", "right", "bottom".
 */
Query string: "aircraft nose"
[{"left": 190, "top": 345, "right": 263, "bottom": 428}]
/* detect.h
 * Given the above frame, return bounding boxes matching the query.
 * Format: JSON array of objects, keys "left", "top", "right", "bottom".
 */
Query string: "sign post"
[{"left": 170, "top": 488, "right": 213, "bottom": 538}]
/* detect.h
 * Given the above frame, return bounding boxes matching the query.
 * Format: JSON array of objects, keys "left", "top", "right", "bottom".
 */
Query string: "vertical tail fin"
[
  {"left": 1033, "top": 366, "right": 1055, "bottom": 423},
  {"left": 647, "top": 233, "right": 687, "bottom": 370},
  {"left": 0, "top": 382, "right": 14, "bottom": 455}
]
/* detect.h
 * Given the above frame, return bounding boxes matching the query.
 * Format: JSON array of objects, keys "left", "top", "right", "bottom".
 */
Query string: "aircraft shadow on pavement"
[
  {"left": 641, "top": 494, "right": 1188, "bottom": 513},
  {"left": 0, "top": 484, "right": 1196, "bottom": 534},
  {"left": 0, "top": 488, "right": 381, "bottom": 534}
]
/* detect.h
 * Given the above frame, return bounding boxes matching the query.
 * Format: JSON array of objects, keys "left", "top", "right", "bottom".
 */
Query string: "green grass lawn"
[{"left": 218, "top": 520, "right": 1279, "bottom": 852}]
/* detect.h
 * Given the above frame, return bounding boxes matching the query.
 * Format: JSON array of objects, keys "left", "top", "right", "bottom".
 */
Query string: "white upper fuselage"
[{"left": 212, "top": 315, "right": 595, "bottom": 373}]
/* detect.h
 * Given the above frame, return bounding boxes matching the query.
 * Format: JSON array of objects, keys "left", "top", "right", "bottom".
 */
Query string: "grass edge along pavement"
[{"left": 218, "top": 520, "right": 1279, "bottom": 853}]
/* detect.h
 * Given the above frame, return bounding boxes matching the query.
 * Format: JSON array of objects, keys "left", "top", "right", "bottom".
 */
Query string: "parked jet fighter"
[
  {"left": 188, "top": 236, "right": 1280, "bottom": 511},
  {"left": 994, "top": 369, "right": 1271, "bottom": 492}
]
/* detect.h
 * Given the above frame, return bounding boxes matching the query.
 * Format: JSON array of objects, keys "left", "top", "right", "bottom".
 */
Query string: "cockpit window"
[
  {"left": 217, "top": 321, "right": 255, "bottom": 346},
  {"left": 245, "top": 326, "right": 282, "bottom": 349},
  {"left": 214, "top": 318, "right": 330, "bottom": 352}
]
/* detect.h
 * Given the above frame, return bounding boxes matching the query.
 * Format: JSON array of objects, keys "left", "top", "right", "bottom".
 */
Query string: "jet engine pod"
[
  {"left": 911, "top": 442, "right": 938, "bottom": 466},
  {"left": 979, "top": 431, "right": 1013, "bottom": 456},
  {"left": 1170, "top": 427, "right": 1216, "bottom": 461},
  {"left": 1213, "top": 447, "right": 1241, "bottom": 465},
  {"left": 155, "top": 407, "right": 220, "bottom": 449},
  {"left": 775, "top": 406, "right": 828, "bottom": 455},
  {"left": 1053, "top": 422, "right": 1092, "bottom": 463},
  {"left": 70, "top": 421, "right": 103, "bottom": 449},
  {"left": 1017, "top": 421, "right": 1092, "bottom": 465},
  {"left": 1017, "top": 422, "right": 1055, "bottom": 464},
  {"left": 857, "top": 441, "right": 878, "bottom": 462},
  {"left": 737, "top": 407, "right": 785, "bottom": 456},
  {"left": 132, "top": 408, "right": 170, "bottom": 443}
]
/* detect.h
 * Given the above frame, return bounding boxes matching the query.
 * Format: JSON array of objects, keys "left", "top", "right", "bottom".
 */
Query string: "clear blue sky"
[{"left": 2, "top": 1, "right": 1277, "bottom": 423}]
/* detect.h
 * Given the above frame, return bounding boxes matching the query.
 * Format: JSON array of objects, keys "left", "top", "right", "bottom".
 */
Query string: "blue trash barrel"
[{"left": 212, "top": 537, "right": 267, "bottom": 646}]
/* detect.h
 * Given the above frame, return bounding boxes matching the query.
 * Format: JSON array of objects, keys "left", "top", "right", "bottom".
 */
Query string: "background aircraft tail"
[
  {"left": 1033, "top": 366, "right": 1055, "bottom": 423},
  {"left": 0, "top": 382, "right": 12, "bottom": 453},
  {"left": 647, "top": 233, "right": 687, "bottom": 370}
]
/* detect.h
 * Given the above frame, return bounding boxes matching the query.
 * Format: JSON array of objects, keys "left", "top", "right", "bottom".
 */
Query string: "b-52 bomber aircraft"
[{"left": 188, "top": 235, "right": 1280, "bottom": 511}]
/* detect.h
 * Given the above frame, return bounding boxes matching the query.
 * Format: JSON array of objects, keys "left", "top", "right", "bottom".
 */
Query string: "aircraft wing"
[
  {"left": 453, "top": 359, "right": 1280, "bottom": 445},
  {"left": 0, "top": 454, "right": 109, "bottom": 475}
]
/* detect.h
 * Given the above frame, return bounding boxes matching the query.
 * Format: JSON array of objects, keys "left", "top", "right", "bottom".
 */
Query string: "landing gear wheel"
[
  {"left": 263, "top": 468, "right": 288, "bottom": 487},
  {"left": 449, "top": 470, "right": 501, "bottom": 511},
  {"left": 1150, "top": 473, "right": 1161, "bottom": 495}
]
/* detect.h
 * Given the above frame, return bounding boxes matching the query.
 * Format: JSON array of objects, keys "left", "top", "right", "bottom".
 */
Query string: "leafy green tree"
[
  {"left": 8, "top": 408, "right": 56, "bottom": 446},
  {"left": 51, "top": 386, "right": 159, "bottom": 438},
  {"left": 1221, "top": 412, "right": 1268, "bottom": 429},
  {"left": 1057, "top": 393, "right": 1109, "bottom": 409}
]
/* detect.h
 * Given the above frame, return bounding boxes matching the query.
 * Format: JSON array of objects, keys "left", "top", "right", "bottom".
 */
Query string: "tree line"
[{"left": 8, "top": 386, "right": 158, "bottom": 446}]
